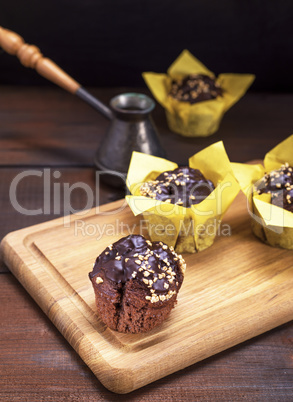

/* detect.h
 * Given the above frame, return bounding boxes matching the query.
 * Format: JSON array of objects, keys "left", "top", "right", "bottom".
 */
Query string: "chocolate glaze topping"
[
  {"left": 255, "top": 163, "right": 293, "bottom": 212},
  {"left": 140, "top": 166, "right": 215, "bottom": 208},
  {"left": 169, "top": 74, "right": 223, "bottom": 104},
  {"left": 89, "top": 235, "right": 185, "bottom": 303}
]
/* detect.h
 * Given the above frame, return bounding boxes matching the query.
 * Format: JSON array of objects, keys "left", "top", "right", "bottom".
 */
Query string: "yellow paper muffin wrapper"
[
  {"left": 126, "top": 141, "right": 240, "bottom": 253},
  {"left": 143, "top": 49, "right": 255, "bottom": 137},
  {"left": 232, "top": 134, "right": 293, "bottom": 249}
]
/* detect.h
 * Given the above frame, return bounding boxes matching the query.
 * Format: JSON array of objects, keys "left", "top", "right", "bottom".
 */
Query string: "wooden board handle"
[{"left": 0, "top": 26, "right": 80, "bottom": 94}]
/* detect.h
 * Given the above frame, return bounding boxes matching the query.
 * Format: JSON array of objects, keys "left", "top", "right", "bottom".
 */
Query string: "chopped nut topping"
[
  {"left": 150, "top": 294, "right": 159, "bottom": 303},
  {"left": 97, "top": 235, "right": 186, "bottom": 305}
]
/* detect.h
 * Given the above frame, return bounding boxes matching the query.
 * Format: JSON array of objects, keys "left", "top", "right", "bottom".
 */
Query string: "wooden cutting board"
[{"left": 1, "top": 193, "right": 293, "bottom": 394}]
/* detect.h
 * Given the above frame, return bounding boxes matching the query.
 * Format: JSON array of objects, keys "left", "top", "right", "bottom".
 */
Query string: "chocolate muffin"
[
  {"left": 89, "top": 234, "right": 186, "bottom": 334},
  {"left": 255, "top": 163, "right": 293, "bottom": 212},
  {"left": 169, "top": 74, "right": 223, "bottom": 104},
  {"left": 140, "top": 166, "right": 215, "bottom": 207}
]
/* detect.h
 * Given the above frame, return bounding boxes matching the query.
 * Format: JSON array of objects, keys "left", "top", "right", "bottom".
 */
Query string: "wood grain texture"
[
  {"left": 2, "top": 193, "right": 293, "bottom": 393},
  {"left": 0, "top": 87, "right": 292, "bottom": 167},
  {"left": 0, "top": 167, "right": 124, "bottom": 272},
  {"left": 1, "top": 87, "right": 293, "bottom": 400},
  {"left": 0, "top": 274, "right": 292, "bottom": 401}
]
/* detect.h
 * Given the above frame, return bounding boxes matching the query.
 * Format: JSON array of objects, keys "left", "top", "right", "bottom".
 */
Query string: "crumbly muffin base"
[{"left": 91, "top": 274, "right": 178, "bottom": 333}]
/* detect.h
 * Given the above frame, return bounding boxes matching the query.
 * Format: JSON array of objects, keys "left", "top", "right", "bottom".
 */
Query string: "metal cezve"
[{"left": 0, "top": 26, "right": 165, "bottom": 187}]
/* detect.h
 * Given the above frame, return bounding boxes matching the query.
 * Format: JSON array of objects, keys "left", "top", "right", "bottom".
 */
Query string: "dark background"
[{"left": 1, "top": 0, "right": 293, "bottom": 91}]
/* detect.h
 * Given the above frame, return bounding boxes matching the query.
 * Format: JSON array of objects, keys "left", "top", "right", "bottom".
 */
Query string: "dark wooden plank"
[
  {"left": 0, "top": 274, "right": 292, "bottom": 400},
  {"left": 0, "top": 86, "right": 292, "bottom": 167},
  {"left": 1, "top": 86, "right": 293, "bottom": 400},
  {"left": 0, "top": 86, "right": 114, "bottom": 166},
  {"left": 0, "top": 167, "right": 124, "bottom": 272}
]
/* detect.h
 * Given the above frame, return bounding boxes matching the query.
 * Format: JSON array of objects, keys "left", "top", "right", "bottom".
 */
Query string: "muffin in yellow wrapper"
[
  {"left": 126, "top": 141, "right": 240, "bottom": 253},
  {"left": 232, "top": 134, "right": 293, "bottom": 249},
  {"left": 143, "top": 49, "right": 255, "bottom": 137}
]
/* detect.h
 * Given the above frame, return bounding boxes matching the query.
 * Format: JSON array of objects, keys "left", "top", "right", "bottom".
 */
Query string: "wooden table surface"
[{"left": 0, "top": 86, "right": 292, "bottom": 401}]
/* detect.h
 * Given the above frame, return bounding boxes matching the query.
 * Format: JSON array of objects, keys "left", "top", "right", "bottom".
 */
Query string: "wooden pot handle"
[{"left": 0, "top": 26, "right": 80, "bottom": 94}]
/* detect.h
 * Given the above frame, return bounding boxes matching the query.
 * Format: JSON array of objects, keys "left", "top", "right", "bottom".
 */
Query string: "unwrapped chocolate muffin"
[{"left": 89, "top": 234, "right": 186, "bottom": 334}]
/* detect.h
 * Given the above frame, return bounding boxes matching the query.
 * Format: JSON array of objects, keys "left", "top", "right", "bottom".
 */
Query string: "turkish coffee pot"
[{"left": 0, "top": 27, "right": 165, "bottom": 186}]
